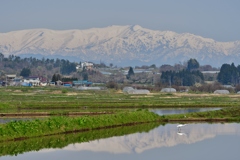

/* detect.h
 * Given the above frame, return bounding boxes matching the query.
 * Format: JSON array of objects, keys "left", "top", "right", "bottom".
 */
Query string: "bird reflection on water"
[
  {"left": 177, "top": 124, "right": 188, "bottom": 136},
  {"left": 177, "top": 131, "right": 187, "bottom": 136}
]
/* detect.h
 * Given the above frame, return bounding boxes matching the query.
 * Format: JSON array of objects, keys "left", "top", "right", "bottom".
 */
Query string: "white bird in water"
[
  {"left": 177, "top": 124, "right": 187, "bottom": 128},
  {"left": 177, "top": 124, "right": 187, "bottom": 131}
]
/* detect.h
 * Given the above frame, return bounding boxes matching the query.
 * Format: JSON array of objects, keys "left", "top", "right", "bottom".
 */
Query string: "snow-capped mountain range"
[{"left": 1, "top": 25, "right": 240, "bottom": 66}]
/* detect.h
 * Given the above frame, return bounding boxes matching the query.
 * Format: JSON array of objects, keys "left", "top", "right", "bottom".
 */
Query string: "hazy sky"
[{"left": 1, "top": 0, "right": 239, "bottom": 42}]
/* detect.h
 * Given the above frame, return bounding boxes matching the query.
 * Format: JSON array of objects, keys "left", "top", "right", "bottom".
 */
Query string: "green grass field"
[
  {"left": 1, "top": 86, "right": 240, "bottom": 157},
  {"left": 1, "top": 86, "right": 240, "bottom": 142},
  {"left": 1, "top": 86, "right": 240, "bottom": 115}
]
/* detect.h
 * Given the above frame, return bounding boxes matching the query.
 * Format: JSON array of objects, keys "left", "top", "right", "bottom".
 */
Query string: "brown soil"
[
  {"left": 0, "top": 112, "right": 113, "bottom": 117},
  {"left": 167, "top": 118, "right": 229, "bottom": 122},
  {"left": 51, "top": 91, "right": 62, "bottom": 94},
  {"left": 66, "top": 93, "right": 78, "bottom": 95},
  {"left": 13, "top": 90, "right": 22, "bottom": 93}
]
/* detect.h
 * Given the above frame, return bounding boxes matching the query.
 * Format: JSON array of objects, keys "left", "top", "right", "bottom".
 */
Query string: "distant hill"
[{"left": 1, "top": 25, "right": 240, "bottom": 67}]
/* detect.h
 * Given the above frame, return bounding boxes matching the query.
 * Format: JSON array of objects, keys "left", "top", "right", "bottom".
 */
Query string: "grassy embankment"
[
  {"left": 0, "top": 107, "right": 240, "bottom": 142},
  {"left": 0, "top": 110, "right": 160, "bottom": 142},
  {"left": 0, "top": 122, "right": 160, "bottom": 157},
  {"left": 1, "top": 87, "right": 240, "bottom": 115},
  {"left": 165, "top": 106, "right": 240, "bottom": 122}
]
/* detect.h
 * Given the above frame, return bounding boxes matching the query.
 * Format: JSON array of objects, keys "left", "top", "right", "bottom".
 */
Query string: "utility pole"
[
  {"left": 169, "top": 76, "right": 171, "bottom": 87},
  {"left": 169, "top": 76, "right": 171, "bottom": 93},
  {"left": 5, "top": 75, "right": 7, "bottom": 87}
]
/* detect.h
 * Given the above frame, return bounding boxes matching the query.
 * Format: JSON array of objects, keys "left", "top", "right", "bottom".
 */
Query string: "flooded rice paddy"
[
  {"left": 150, "top": 107, "right": 221, "bottom": 115},
  {"left": 0, "top": 108, "right": 239, "bottom": 160},
  {"left": 1, "top": 123, "right": 239, "bottom": 160},
  {"left": 0, "top": 108, "right": 221, "bottom": 124}
]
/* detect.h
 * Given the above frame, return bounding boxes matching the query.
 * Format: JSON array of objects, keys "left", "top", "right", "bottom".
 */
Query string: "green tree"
[
  {"left": 82, "top": 72, "right": 88, "bottom": 80},
  {"left": 20, "top": 68, "right": 31, "bottom": 77},
  {"left": 161, "top": 69, "right": 204, "bottom": 86},
  {"left": 217, "top": 63, "right": 239, "bottom": 85},
  {"left": 217, "top": 64, "right": 231, "bottom": 84},
  {"left": 60, "top": 60, "right": 76, "bottom": 74},
  {"left": 106, "top": 81, "right": 118, "bottom": 89},
  {"left": 150, "top": 64, "right": 156, "bottom": 69},
  {"left": 187, "top": 58, "right": 199, "bottom": 71},
  {"left": 109, "top": 63, "right": 113, "bottom": 68},
  {"left": 127, "top": 67, "right": 134, "bottom": 79},
  {"left": 51, "top": 73, "right": 62, "bottom": 82},
  {"left": 0, "top": 53, "right": 4, "bottom": 62},
  {"left": 52, "top": 74, "right": 57, "bottom": 82}
]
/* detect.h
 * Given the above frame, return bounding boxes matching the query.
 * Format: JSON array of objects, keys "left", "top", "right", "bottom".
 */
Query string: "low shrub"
[{"left": 62, "top": 89, "right": 68, "bottom": 93}]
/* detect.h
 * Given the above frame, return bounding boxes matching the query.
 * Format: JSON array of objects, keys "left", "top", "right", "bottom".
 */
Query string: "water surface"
[
  {"left": 1, "top": 123, "right": 239, "bottom": 160},
  {"left": 150, "top": 108, "right": 221, "bottom": 115},
  {"left": 0, "top": 118, "right": 44, "bottom": 124},
  {"left": 0, "top": 108, "right": 220, "bottom": 124}
]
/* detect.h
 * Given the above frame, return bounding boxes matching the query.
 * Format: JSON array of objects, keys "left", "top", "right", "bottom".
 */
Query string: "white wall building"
[
  {"left": 76, "top": 62, "right": 94, "bottom": 70},
  {"left": 81, "top": 62, "right": 94, "bottom": 69},
  {"left": 22, "top": 76, "right": 40, "bottom": 86}
]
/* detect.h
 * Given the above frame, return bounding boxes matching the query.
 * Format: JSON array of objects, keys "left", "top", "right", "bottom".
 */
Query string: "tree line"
[
  {"left": 1, "top": 52, "right": 240, "bottom": 87},
  {"left": 0, "top": 53, "right": 77, "bottom": 79},
  {"left": 160, "top": 58, "right": 204, "bottom": 86},
  {"left": 217, "top": 63, "right": 240, "bottom": 85},
  {"left": 0, "top": 53, "right": 108, "bottom": 83}
]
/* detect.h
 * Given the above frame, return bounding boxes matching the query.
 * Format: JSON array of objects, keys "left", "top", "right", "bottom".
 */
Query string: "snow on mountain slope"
[{"left": 0, "top": 25, "right": 240, "bottom": 66}]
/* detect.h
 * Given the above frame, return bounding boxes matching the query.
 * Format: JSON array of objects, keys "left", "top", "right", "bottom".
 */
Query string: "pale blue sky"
[{"left": 1, "top": 0, "right": 239, "bottom": 42}]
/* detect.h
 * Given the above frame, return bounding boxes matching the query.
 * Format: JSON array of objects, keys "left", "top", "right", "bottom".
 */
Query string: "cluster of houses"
[
  {"left": 0, "top": 62, "right": 97, "bottom": 87},
  {"left": 1, "top": 74, "right": 93, "bottom": 87},
  {"left": 0, "top": 61, "right": 225, "bottom": 94},
  {"left": 1, "top": 74, "right": 48, "bottom": 87}
]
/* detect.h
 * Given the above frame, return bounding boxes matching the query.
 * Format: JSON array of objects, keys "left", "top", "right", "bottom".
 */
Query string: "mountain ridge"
[{"left": 1, "top": 25, "right": 240, "bottom": 66}]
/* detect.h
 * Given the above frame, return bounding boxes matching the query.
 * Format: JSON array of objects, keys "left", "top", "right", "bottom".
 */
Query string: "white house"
[
  {"left": 6, "top": 74, "right": 16, "bottom": 81},
  {"left": 76, "top": 65, "right": 81, "bottom": 70},
  {"left": 81, "top": 62, "right": 94, "bottom": 70},
  {"left": 76, "top": 62, "right": 94, "bottom": 70},
  {"left": 22, "top": 76, "right": 40, "bottom": 86}
]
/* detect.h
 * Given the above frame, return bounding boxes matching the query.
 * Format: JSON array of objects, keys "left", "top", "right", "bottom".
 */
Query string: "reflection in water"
[
  {"left": 0, "top": 123, "right": 160, "bottom": 156},
  {"left": 177, "top": 130, "right": 187, "bottom": 136},
  {"left": 0, "top": 118, "right": 44, "bottom": 124},
  {"left": 177, "top": 124, "right": 188, "bottom": 136},
  {"left": 59, "top": 123, "right": 240, "bottom": 154},
  {"left": 1, "top": 123, "right": 240, "bottom": 160},
  {"left": 150, "top": 108, "right": 221, "bottom": 115},
  {"left": 0, "top": 118, "right": 26, "bottom": 124}
]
